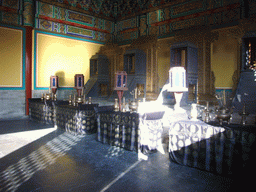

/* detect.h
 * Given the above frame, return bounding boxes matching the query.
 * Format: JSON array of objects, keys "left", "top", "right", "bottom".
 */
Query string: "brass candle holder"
[
  {"left": 88, "top": 97, "right": 92, "bottom": 104},
  {"left": 203, "top": 101, "right": 210, "bottom": 123},
  {"left": 122, "top": 97, "right": 126, "bottom": 112},
  {"left": 68, "top": 95, "right": 72, "bottom": 105},
  {"left": 114, "top": 98, "right": 119, "bottom": 111},
  {"left": 239, "top": 104, "right": 249, "bottom": 126}
]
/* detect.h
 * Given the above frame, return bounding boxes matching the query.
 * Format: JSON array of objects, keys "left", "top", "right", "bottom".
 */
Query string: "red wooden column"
[
  {"left": 25, "top": 26, "right": 33, "bottom": 115},
  {"left": 24, "top": 0, "right": 35, "bottom": 116}
]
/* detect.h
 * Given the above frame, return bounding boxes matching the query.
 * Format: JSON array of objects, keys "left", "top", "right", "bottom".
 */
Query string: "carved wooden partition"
[
  {"left": 99, "top": 36, "right": 160, "bottom": 100},
  {"left": 96, "top": 21, "right": 255, "bottom": 103}
]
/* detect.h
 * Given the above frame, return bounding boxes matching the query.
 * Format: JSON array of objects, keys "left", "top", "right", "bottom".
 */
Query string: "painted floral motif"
[
  {"left": 2, "top": 0, "right": 19, "bottom": 9},
  {"left": 23, "top": 2, "right": 34, "bottom": 26},
  {"left": 67, "top": 25, "right": 93, "bottom": 38},
  {"left": 52, "top": 0, "right": 169, "bottom": 19},
  {"left": 105, "top": 20, "right": 112, "bottom": 32},
  {"left": 2, "top": 12, "right": 19, "bottom": 24},
  {"left": 59, "top": 8, "right": 66, "bottom": 20},
  {"left": 149, "top": 11, "right": 158, "bottom": 24},
  {"left": 41, "top": 3, "right": 53, "bottom": 17},
  {"left": 68, "top": 11, "right": 93, "bottom": 24},
  {"left": 40, "top": 20, "right": 52, "bottom": 29},
  {"left": 149, "top": 25, "right": 158, "bottom": 35},
  {"left": 140, "top": 16, "right": 147, "bottom": 36},
  {"left": 59, "top": 24, "right": 66, "bottom": 33}
]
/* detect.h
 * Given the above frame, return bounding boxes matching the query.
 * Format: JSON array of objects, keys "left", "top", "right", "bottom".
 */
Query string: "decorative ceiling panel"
[{"left": 39, "top": 0, "right": 175, "bottom": 20}]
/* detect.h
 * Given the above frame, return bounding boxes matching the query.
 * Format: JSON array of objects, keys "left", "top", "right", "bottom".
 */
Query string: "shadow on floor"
[
  {"left": 0, "top": 117, "right": 53, "bottom": 135},
  {"left": 0, "top": 119, "right": 247, "bottom": 192}
]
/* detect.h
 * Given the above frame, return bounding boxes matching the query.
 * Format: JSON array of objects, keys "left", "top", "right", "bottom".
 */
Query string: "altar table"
[
  {"left": 28, "top": 98, "right": 68, "bottom": 125},
  {"left": 96, "top": 108, "right": 165, "bottom": 153},
  {"left": 169, "top": 120, "right": 256, "bottom": 176},
  {"left": 29, "top": 98, "right": 99, "bottom": 135},
  {"left": 55, "top": 103, "right": 99, "bottom": 134}
]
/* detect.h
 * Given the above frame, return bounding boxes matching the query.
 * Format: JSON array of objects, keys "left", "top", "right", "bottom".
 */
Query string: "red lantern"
[
  {"left": 50, "top": 76, "right": 58, "bottom": 94},
  {"left": 114, "top": 71, "right": 128, "bottom": 111},
  {"left": 74, "top": 74, "right": 84, "bottom": 97}
]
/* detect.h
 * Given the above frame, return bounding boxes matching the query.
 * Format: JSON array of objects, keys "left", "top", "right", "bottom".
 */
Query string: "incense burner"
[{"left": 216, "top": 107, "right": 232, "bottom": 125}]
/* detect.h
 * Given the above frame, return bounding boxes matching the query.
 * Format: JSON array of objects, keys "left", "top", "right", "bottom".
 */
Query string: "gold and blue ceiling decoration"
[
  {"left": 35, "top": 1, "right": 114, "bottom": 43},
  {"left": 42, "top": 0, "right": 117, "bottom": 19},
  {"left": 0, "top": 0, "right": 23, "bottom": 25},
  {"left": 1, "top": 0, "right": 255, "bottom": 45},
  {"left": 42, "top": 0, "right": 176, "bottom": 20}
]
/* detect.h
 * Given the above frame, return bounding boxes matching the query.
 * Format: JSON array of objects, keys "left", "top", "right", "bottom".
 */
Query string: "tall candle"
[{"left": 223, "top": 90, "right": 226, "bottom": 106}]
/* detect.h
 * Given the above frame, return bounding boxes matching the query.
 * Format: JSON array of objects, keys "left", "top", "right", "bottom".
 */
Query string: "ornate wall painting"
[
  {"left": 37, "top": 1, "right": 54, "bottom": 18},
  {"left": 67, "top": 10, "right": 93, "bottom": 25},
  {"left": 249, "top": 0, "right": 256, "bottom": 14},
  {"left": 159, "top": 25, "right": 166, "bottom": 36},
  {"left": 222, "top": 7, "right": 240, "bottom": 24},
  {"left": 149, "top": 25, "right": 158, "bottom": 36},
  {"left": 38, "top": 19, "right": 52, "bottom": 30},
  {"left": 207, "top": 12, "right": 222, "bottom": 26},
  {"left": 116, "top": 17, "right": 137, "bottom": 32},
  {"left": 171, "top": 17, "right": 205, "bottom": 31},
  {"left": 0, "top": 0, "right": 22, "bottom": 25},
  {"left": 36, "top": 0, "right": 114, "bottom": 31},
  {"left": 105, "top": 20, "right": 113, "bottom": 32},
  {"left": 223, "top": 0, "right": 240, "bottom": 6},
  {"left": 67, "top": 25, "right": 93, "bottom": 39},
  {"left": 54, "top": 6, "right": 66, "bottom": 20},
  {"left": 1, "top": 0, "right": 20, "bottom": 10},
  {"left": 171, "top": 0, "right": 204, "bottom": 17},
  {"left": 1, "top": 12, "right": 21, "bottom": 25},
  {"left": 159, "top": 9, "right": 165, "bottom": 22},
  {"left": 139, "top": 15, "right": 147, "bottom": 36},
  {"left": 35, "top": 1, "right": 113, "bottom": 43},
  {"left": 37, "top": 1, "right": 94, "bottom": 27},
  {"left": 148, "top": 10, "right": 158, "bottom": 24},
  {"left": 206, "top": 0, "right": 222, "bottom": 10}
]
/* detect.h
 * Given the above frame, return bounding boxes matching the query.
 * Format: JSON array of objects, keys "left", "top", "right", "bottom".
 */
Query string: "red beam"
[
  {"left": 39, "top": 15, "right": 110, "bottom": 34},
  {"left": 120, "top": 27, "right": 138, "bottom": 34},
  {"left": 152, "top": 3, "right": 241, "bottom": 27},
  {"left": 25, "top": 26, "right": 33, "bottom": 116},
  {"left": 0, "top": 5, "right": 17, "bottom": 14}
]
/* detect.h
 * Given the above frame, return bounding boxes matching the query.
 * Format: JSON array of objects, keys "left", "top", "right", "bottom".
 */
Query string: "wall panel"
[
  {"left": 0, "top": 25, "right": 24, "bottom": 88},
  {"left": 211, "top": 35, "right": 237, "bottom": 89},
  {"left": 34, "top": 31, "right": 103, "bottom": 90}
]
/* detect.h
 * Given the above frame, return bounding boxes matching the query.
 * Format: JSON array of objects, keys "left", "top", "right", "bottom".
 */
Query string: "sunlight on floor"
[
  {"left": 0, "top": 131, "right": 82, "bottom": 192},
  {"left": 0, "top": 127, "right": 57, "bottom": 158}
]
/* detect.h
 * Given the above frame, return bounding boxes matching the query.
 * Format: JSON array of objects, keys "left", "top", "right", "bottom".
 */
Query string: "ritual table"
[
  {"left": 96, "top": 110, "right": 140, "bottom": 152},
  {"left": 28, "top": 98, "right": 68, "bottom": 125},
  {"left": 169, "top": 120, "right": 256, "bottom": 176},
  {"left": 139, "top": 111, "right": 165, "bottom": 154},
  {"left": 55, "top": 103, "right": 99, "bottom": 135},
  {"left": 96, "top": 108, "right": 165, "bottom": 153}
]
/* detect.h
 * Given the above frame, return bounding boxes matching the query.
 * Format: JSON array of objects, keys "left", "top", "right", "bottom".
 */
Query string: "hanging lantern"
[
  {"left": 114, "top": 71, "right": 128, "bottom": 111},
  {"left": 50, "top": 75, "right": 58, "bottom": 94},
  {"left": 74, "top": 74, "right": 84, "bottom": 97},
  {"left": 114, "top": 71, "right": 128, "bottom": 91},
  {"left": 168, "top": 66, "right": 188, "bottom": 92},
  {"left": 168, "top": 66, "right": 188, "bottom": 112}
]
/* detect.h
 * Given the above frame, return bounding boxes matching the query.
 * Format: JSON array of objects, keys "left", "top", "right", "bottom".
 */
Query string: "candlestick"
[
  {"left": 223, "top": 90, "right": 226, "bottom": 106},
  {"left": 122, "top": 97, "right": 126, "bottom": 112},
  {"left": 114, "top": 98, "right": 119, "bottom": 111}
]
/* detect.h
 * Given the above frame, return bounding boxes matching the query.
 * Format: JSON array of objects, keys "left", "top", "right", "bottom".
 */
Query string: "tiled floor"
[{"left": 0, "top": 117, "right": 251, "bottom": 192}]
